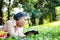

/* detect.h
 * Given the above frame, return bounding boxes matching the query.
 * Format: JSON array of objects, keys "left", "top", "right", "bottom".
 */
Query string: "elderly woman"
[{"left": 2, "top": 12, "right": 27, "bottom": 37}]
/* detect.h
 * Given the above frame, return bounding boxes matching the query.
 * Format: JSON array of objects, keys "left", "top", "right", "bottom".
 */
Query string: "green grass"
[
  {"left": 0, "top": 21, "right": 60, "bottom": 40},
  {"left": 23, "top": 21, "right": 60, "bottom": 40}
]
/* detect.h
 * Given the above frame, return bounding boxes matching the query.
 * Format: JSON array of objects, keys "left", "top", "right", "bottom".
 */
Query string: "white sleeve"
[{"left": 7, "top": 21, "right": 18, "bottom": 36}]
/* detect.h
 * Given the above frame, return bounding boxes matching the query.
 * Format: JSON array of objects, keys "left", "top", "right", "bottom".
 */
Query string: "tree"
[
  {"left": 19, "top": 0, "right": 40, "bottom": 26},
  {"left": 2, "top": 0, "right": 60, "bottom": 25},
  {"left": 34, "top": 0, "right": 60, "bottom": 24},
  {"left": 8, "top": 0, "right": 11, "bottom": 20},
  {"left": 0, "top": 0, "right": 3, "bottom": 25}
]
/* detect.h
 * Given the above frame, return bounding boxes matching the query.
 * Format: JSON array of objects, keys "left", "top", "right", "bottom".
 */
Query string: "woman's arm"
[
  {"left": 18, "top": 27, "right": 26, "bottom": 37},
  {"left": 18, "top": 33, "right": 26, "bottom": 37}
]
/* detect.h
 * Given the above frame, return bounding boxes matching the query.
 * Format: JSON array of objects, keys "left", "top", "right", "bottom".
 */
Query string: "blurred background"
[
  {"left": 0, "top": 0, "right": 60, "bottom": 40},
  {"left": 0, "top": 0, "right": 60, "bottom": 26}
]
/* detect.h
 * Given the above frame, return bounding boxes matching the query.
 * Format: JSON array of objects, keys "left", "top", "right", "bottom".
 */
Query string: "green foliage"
[
  {"left": 23, "top": 21, "right": 60, "bottom": 40},
  {"left": 19, "top": 0, "right": 60, "bottom": 22},
  {"left": 2, "top": 0, "right": 60, "bottom": 24},
  {"left": 0, "top": 21, "right": 60, "bottom": 40},
  {"left": 20, "top": 0, "right": 40, "bottom": 18}
]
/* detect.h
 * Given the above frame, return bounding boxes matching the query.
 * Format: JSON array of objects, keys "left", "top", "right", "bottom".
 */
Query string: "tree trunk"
[
  {"left": 50, "top": 8, "right": 57, "bottom": 21},
  {"left": 8, "top": 0, "right": 11, "bottom": 20},
  {"left": 27, "top": 19, "right": 31, "bottom": 26},
  {"left": 39, "top": 17, "right": 43, "bottom": 25},
  {"left": 0, "top": 0, "right": 3, "bottom": 25},
  {"left": 52, "top": 12, "right": 57, "bottom": 21},
  {"left": 31, "top": 14, "right": 36, "bottom": 26}
]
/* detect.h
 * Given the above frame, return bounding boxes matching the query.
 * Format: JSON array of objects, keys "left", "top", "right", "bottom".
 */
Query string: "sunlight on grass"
[
  {"left": 23, "top": 21, "right": 60, "bottom": 40},
  {"left": 24, "top": 21, "right": 60, "bottom": 32}
]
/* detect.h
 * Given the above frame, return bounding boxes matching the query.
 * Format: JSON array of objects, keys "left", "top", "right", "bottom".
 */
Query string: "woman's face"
[{"left": 16, "top": 16, "right": 27, "bottom": 27}]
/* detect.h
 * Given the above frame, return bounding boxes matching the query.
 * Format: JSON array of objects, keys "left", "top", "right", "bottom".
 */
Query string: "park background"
[{"left": 0, "top": 0, "right": 60, "bottom": 40}]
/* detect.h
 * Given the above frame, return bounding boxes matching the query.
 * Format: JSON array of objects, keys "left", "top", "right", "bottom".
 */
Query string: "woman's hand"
[{"left": 18, "top": 34, "right": 26, "bottom": 37}]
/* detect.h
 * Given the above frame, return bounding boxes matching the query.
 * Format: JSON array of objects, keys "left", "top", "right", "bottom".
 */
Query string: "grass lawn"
[
  {"left": 23, "top": 21, "right": 60, "bottom": 40},
  {"left": 0, "top": 21, "right": 60, "bottom": 40}
]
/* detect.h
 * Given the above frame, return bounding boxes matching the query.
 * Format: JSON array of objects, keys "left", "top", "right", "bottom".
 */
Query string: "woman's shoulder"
[
  {"left": 6, "top": 20, "right": 14, "bottom": 24},
  {"left": 6, "top": 19, "right": 16, "bottom": 27}
]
